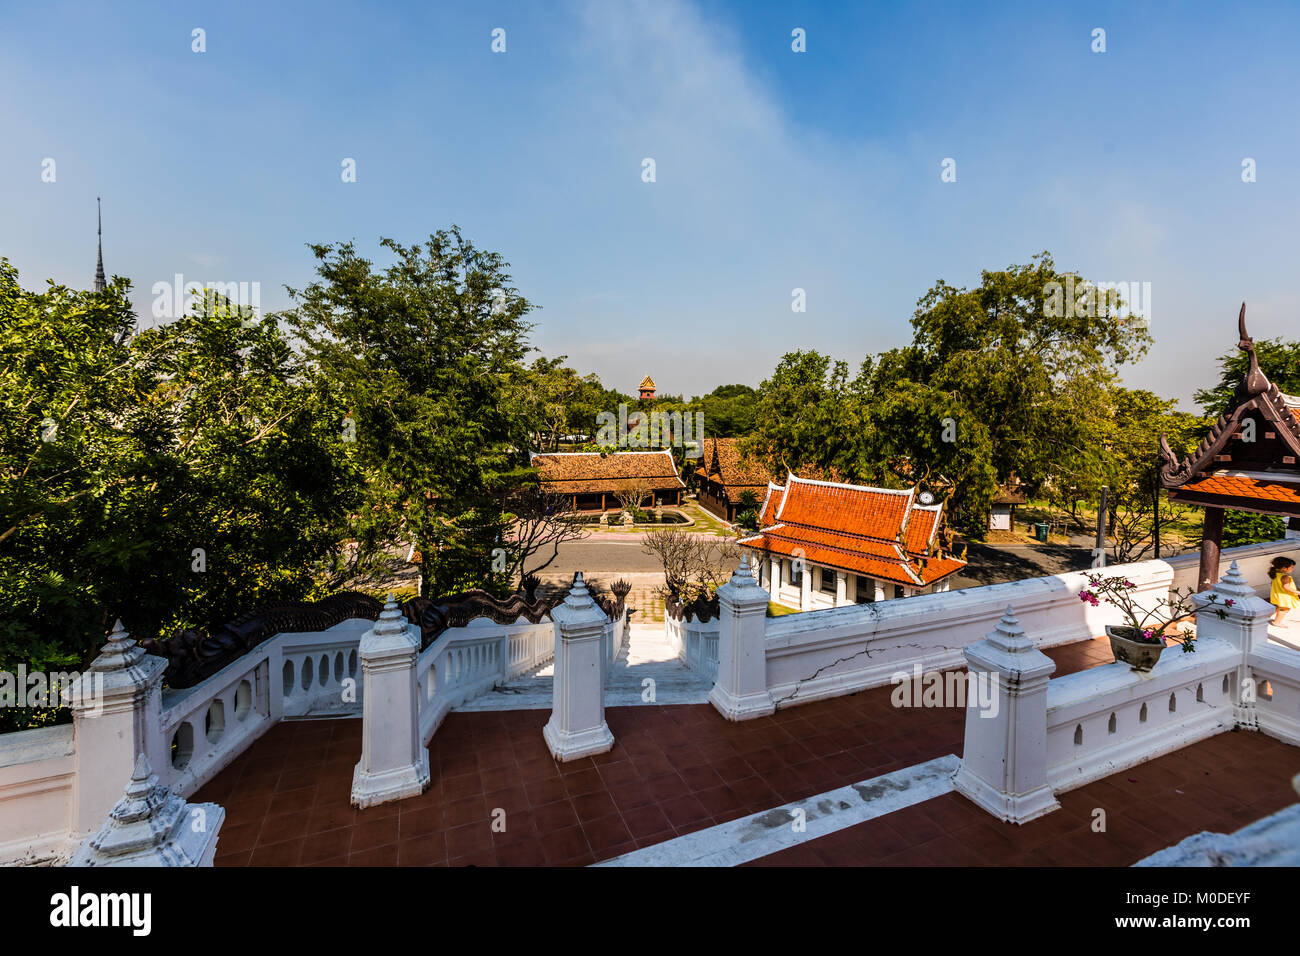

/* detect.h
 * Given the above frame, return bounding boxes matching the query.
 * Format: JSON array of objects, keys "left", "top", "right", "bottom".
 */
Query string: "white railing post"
[
  {"left": 351, "top": 596, "right": 430, "bottom": 808},
  {"left": 953, "top": 605, "right": 1059, "bottom": 824},
  {"left": 68, "top": 754, "right": 224, "bottom": 867},
  {"left": 1193, "top": 560, "right": 1273, "bottom": 730},
  {"left": 709, "top": 556, "right": 775, "bottom": 721},
  {"left": 66, "top": 620, "right": 168, "bottom": 840},
  {"left": 544, "top": 573, "right": 614, "bottom": 761}
]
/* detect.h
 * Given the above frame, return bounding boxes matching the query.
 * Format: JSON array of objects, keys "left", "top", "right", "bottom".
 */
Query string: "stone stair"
[{"left": 454, "top": 624, "right": 713, "bottom": 712}]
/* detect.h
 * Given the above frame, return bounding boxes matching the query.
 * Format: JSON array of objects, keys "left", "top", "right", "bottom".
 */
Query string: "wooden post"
[
  {"left": 1095, "top": 485, "right": 1108, "bottom": 567},
  {"left": 1199, "top": 507, "right": 1225, "bottom": 592},
  {"left": 1152, "top": 475, "right": 1161, "bottom": 559}
]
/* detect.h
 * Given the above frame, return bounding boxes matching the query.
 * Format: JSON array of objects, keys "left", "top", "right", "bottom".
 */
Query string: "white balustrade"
[
  {"left": 669, "top": 613, "right": 721, "bottom": 680},
  {"left": 1250, "top": 643, "right": 1300, "bottom": 747},
  {"left": 417, "top": 618, "right": 555, "bottom": 745},
  {"left": 1045, "top": 637, "right": 1239, "bottom": 793},
  {"left": 955, "top": 558, "right": 1300, "bottom": 823}
]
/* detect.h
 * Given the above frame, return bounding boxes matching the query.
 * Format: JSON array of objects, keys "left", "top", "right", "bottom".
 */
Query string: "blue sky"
[{"left": 3, "top": 0, "right": 1299, "bottom": 408}]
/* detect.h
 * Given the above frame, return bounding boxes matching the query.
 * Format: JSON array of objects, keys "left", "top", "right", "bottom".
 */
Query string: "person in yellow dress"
[{"left": 1268, "top": 557, "right": 1300, "bottom": 625}]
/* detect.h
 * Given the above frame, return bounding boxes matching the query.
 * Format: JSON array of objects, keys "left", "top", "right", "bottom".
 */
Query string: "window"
[
  {"left": 894, "top": 584, "right": 906, "bottom": 600},
  {"left": 857, "top": 576, "right": 875, "bottom": 603},
  {"left": 820, "top": 569, "right": 837, "bottom": 594},
  {"left": 789, "top": 561, "right": 803, "bottom": 587}
]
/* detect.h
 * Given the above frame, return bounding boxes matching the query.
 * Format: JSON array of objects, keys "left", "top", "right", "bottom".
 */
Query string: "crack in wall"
[{"left": 771, "top": 629, "right": 963, "bottom": 711}]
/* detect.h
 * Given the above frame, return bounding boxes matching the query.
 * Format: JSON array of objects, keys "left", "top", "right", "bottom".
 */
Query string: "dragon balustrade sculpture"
[
  {"left": 402, "top": 588, "right": 566, "bottom": 650},
  {"left": 142, "top": 574, "right": 636, "bottom": 685},
  {"left": 665, "top": 589, "right": 720, "bottom": 623},
  {"left": 140, "top": 591, "right": 384, "bottom": 689}
]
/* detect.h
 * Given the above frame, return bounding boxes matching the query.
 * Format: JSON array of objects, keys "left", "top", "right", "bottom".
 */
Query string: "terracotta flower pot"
[{"left": 1106, "top": 625, "right": 1165, "bottom": 672}]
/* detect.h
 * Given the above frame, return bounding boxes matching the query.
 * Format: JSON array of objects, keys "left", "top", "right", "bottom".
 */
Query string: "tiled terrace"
[
  {"left": 745, "top": 730, "right": 1299, "bottom": 866},
  {"left": 195, "top": 635, "right": 1298, "bottom": 866}
]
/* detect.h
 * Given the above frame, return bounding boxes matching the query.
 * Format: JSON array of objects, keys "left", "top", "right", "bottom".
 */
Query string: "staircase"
[{"left": 454, "top": 624, "right": 714, "bottom": 712}]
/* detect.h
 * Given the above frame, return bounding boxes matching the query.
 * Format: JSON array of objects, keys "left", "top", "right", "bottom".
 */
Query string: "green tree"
[
  {"left": 745, "top": 255, "right": 1152, "bottom": 536},
  {"left": 698, "top": 384, "right": 758, "bottom": 437},
  {"left": 0, "top": 264, "right": 359, "bottom": 730},
  {"left": 282, "top": 230, "right": 536, "bottom": 598},
  {"left": 1193, "top": 337, "right": 1300, "bottom": 417}
]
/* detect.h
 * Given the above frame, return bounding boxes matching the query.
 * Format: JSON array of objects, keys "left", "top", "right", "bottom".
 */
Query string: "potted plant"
[{"left": 1078, "top": 573, "right": 1234, "bottom": 671}]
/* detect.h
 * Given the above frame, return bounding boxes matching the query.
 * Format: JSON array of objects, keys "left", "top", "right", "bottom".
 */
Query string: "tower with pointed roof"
[
  {"left": 638, "top": 374, "right": 655, "bottom": 401},
  {"left": 93, "top": 197, "right": 106, "bottom": 292}
]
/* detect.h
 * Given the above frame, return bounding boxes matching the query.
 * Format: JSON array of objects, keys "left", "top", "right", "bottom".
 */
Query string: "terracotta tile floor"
[
  {"left": 744, "top": 728, "right": 1300, "bottom": 866},
  {"left": 197, "top": 634, "right": 1285, "bottom": 866}
]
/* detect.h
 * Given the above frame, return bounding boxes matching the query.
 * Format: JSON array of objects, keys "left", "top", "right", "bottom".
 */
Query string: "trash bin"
[{"left": 1033, "top": 522, "right": 1049, "bottom": 542}]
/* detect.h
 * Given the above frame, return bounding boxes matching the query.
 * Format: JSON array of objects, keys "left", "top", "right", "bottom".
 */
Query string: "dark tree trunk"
[{"left": 1198, "top": 507, "right": 1224, "bottom": 592}]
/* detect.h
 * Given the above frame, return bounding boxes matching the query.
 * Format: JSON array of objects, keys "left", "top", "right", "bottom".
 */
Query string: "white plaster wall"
[
  {"left": 762, "top": 540, "right": 1297, "bottom": 709},
  {"left": 1045, "top": 638, "right": 1239, "bottom": 792},
  {"left": 1250, "top": 643, "right": 1300, "bottom": 747},
  {"left": 0, "top": 724, "right": 75, "bottom": 865},
  {"left": 763, "top": 558, "right": 1174, "bottom": 707}
]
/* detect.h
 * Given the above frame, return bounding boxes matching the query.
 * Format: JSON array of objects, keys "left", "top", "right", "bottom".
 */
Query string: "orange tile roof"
[
  {"left": 775, "top": 478, "right": 915, "bottom": 540},
  {"left": 757, "top": 483, "right": 784, "bottom": 526},
  {"left": 903, "top": 505, "right": 941, "bottom": 554},
  {"left": 738, "top": 476, "right": 965, "bottom": 587},
  {"left": 530, "top": 450, "right": 685, "bottom": 495},
  {"left": 740, "top": 529, "right": 963, "bottom": 587},
  {"left": 1179, "top": 474, "right": 1300, "bottom": 507},
  {"left": 694, "top": 438, "right": 775, "bottom": 498}
]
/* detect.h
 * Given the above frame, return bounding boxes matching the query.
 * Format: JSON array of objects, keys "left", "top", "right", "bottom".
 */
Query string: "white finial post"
[
  {"left": 709, "top": 557, "right": 774, "bottom": 721},
  {"left": 352, "top": 595, "right": 430, "bottom": 807},
  {"left": 68, "top": 753, "right": 225, "bottom": 866},
  {"left": 952, "top": 604, "right": 1059, "bottom": 824},
  {"left": 1193, "top": 560, "right": 1274, "bottom": 730},
  {"left": 67, "top": 618, "right": 168, "bottom": 840},
  {"left": 544, "top": 571, "right": 615, "bottom": 760}
]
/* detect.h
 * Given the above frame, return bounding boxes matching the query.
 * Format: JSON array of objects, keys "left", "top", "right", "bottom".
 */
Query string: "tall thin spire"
[{"left": 93, "top": 197, "right": 106, "bottom": 292}]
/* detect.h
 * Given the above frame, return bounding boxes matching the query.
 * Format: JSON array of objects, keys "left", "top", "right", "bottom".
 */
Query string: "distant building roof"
[
  {"left": 530, "top": 450, "right": 684, "bottom": 495},
  {"left": 992, "top": 487, "right": 1027, "bottom": 505},
  {"left": 639, "top": 375, "right": 656, "bottom": 390},
  {"left": 694, "top": 437, "right": 775, "bottom": 501},
  {"left": 739, "top": 475, "right": 966, "bottom": 587}
]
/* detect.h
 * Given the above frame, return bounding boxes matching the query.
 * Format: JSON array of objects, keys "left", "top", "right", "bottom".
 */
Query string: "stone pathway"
[
  {"left": 454, "top": 624, "right": 713, "bottom": 712},
  {"left": 595, "top": 754, "right": 960, "bottom": 867}
]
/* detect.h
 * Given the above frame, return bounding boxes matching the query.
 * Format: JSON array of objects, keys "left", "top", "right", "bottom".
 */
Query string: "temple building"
[
  {"left": 738, "top": 475, "right": 967, "bottom": 610},
  {"left": 638, "top": 375, "right": 655, "bottom": 401},
  {"left": 1161, "top": 304, "right": 1300, "bottom": 590},
  {"left": 529, "top": 449, "right": 685, "bottom": 511},
  {"left": 694, "top": 437, "right": 775, "bottom": 523}
]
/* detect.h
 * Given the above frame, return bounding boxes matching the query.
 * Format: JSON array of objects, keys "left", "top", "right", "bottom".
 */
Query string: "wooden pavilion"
[
  {"left": 529, "top": 449, "right": 685, "bottom": 511},
  {"left": 1160, "top": 304, "right": 1300, "bottom": 590}
]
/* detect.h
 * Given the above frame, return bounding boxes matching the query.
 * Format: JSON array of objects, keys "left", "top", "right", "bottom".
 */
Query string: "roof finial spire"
[
  {"left": 1236, "top": 301, "right": 1267, "bottom": 396},
  {"left": 93, "top": 197, "right": 106, "bottom": 293}
]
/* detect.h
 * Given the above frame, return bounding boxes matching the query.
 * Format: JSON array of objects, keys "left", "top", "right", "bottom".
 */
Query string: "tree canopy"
[
  {"left": 745, "top": 254, "right": 1153, "bottom": 534},
  {"left": 282, "top": 229, "right": 537, "bottom": 598},
  {"left": 0, "top": 263, "right": 358, "bottom": 729}
]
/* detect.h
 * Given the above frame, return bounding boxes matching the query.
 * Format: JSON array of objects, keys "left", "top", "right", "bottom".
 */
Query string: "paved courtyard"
[{"left": 195, "top": 634, "right": 1299, "bottom": 866}]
